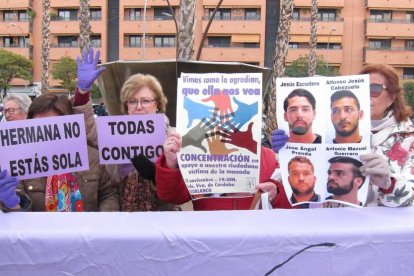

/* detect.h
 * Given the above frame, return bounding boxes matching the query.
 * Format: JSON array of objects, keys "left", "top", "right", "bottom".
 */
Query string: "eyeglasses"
[
  {"left": 126, "top": 98, "right": 156, "bottom": 108},
  {"left": 4, "top": 107, "right": 22, "bottom": 114},
  {"left": 370, "top": 83, "right": 387, "bottom": 97}
]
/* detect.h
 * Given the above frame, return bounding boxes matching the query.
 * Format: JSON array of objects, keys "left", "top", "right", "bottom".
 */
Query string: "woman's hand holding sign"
[
  {"left": 256, "top": 181, "right": 277, "bottom": 202},
  {"left": 164, "top": 130, "right": 182, "bottom": 169}
]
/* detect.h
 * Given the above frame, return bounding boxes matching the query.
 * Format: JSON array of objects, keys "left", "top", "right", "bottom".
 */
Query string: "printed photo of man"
[
  {"left": 330, "top": 90, "right": 364, "bottom": 143},
  {"left": 283, "top": 89, "right": 321, "bottom": 144},
  {"left": 326, "top": 156, "right": 365, "bottom": 206},
  {"left": 287, "top": 156, "right": 320, "bottom": 207}
]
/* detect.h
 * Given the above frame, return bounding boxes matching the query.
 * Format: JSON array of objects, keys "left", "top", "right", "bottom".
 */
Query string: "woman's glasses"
[
  {"left": 370, "top": 83, "right": 387, "bottom": 97},
  {"left": 4, "top": 107, "right": 22, "bottom": 114},
  {"left": 127, "top": 98, "right": 156, "bottom": 108}
]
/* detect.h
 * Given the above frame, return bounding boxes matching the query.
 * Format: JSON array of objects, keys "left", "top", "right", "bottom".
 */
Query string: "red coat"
[{"left": 156, "top": 147, "right": 292, "bottom": 211}]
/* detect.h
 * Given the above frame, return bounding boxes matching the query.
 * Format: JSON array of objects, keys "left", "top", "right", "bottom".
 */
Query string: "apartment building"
[
  {"left": 289, "top": 0, "right": 414, "bottom": 82},
  {"left": 1, "top": 0, "right": 414, "bottom": 94}
]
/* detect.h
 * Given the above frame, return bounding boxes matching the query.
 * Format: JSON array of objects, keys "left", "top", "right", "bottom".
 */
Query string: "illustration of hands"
[
  {"left": 219, "top": 122, "right": 257, "bottom": 154},
  {"left": 206, "top": 128, "right": 238, "bottom": 155},
  {"left": 182, "top": 118, "right": 218, "bottom": 153},
  {"left": 222, "top": 98, "right": 258, "bottom": 130},
  {"left": 201, "top": 91, "right": 234, "bottom": 123},
  {"left": 184, "top": 97, "right": 214, "bottom": 128},
  {"left": 77, "top": 47, "right": 106, "bottom": 92}
]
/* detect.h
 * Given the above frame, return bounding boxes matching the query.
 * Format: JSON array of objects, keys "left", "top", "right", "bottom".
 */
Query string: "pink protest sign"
[
  {"left": 0, "top": 114, "right": 89, "bottom": 180},
  {"left": 96, "top": 114, "right": 166, "bottom": 164}
]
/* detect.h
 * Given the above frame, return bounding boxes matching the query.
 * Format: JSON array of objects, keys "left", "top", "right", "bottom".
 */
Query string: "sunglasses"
[{"left": 370, "top": 83, "right": 387, "bottom": 97}]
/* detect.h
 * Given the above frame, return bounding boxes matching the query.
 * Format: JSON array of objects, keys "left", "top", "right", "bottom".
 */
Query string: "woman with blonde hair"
[{"left": 111, "top": 73, "right": 178, "bottom": 211}]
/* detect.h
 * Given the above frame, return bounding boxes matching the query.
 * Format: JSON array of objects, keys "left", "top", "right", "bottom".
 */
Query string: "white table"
[{"left": 1, "top": 207, "right": 414, "bottom": 275}]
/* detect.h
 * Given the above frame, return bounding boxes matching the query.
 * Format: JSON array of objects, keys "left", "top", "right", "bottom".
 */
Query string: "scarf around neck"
[{"left": 371, "top": 111, "right": 397, "bottom": 147}]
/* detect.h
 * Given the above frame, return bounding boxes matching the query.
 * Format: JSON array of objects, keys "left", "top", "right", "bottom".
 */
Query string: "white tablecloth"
[{"left": 1, "top": 207, "right": 414, "bottom": 275}]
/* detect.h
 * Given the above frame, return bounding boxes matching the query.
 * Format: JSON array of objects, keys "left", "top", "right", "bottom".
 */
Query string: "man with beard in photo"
[
  {"left": 325, "top": 156, "right": 365, "bottom": 206},
  {"left": 283, "top": 89, "right": 321, "bottom": 144},
  {"left": 287, "top": 156, "right": 320, "bottom": 208},
  {"left": 330, "top": 90, "right": 364, "bottom": 143}
]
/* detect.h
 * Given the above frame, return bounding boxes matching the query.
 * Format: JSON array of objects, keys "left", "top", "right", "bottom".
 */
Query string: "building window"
[
  {"left": 58, "top": 10, "right": 78, "bottom": 21},
  {"left": 91, "top": 35, "right": 101, "bottom": 47},
  {"left": 128, "top": 35, "right": 141, "bottom": 47},
  {"left": 3, "top": 37, "right": 15, "bottom": 47},
  {"left": 405, "top": 40, "right": 414, "bottom": 50},
  {"left": 154, "top": 36, "right": 175, "bottom": 47},
  {"left": 317, "top": 43, "right": 341, "bottom": 49},
  {"left": 18, "top": 37, "right": 26, "bottom": 47},
  {"left": 57, "top": 36, "right": 78, "bottom": 47},
  {"left": 292, "top": 9, "right": 300, "bottom": 21},
  {"left": 154, "top": 7, "right": 174, "bottom": 20},
  {"left": 209, "top": 8, "right": 231, "bottom": 20},
  {"left": 289, "top": 43, "right": 299, "bottom": 49},
  {"left": 18, "top": 11, "right": 28, "bottom": 21},
  {"left": 90, "top": 9, "right": 101, "bottom": 20},
  {"left": 403, "top": 68, "right": 414, "bottom": 79},
  {"left": 243, "top": 42, "right": 259, "bottom": 48},
  {"left": 245, "top": 9, "right": 260, "bottom": 20},
  {"left": 208, "top": 36, "right": 231, "bottom": 47},
  {"left": 3, "top": 11, "right": 15, "bottom": 22},
  {"left": 317, "top": 9, "right": 337, "bottom": 22},
  {"left": 368, "top": 39, "right": 391, "bottom": 49},
  {"left": 126, "top": 8, "right": 141, "bottom": 20},
  {"left": 406, "top": 12, "right": 414, "bottom": 22},
  {"left": 370, "top": 10, "right": 392, "bottom": 22}
]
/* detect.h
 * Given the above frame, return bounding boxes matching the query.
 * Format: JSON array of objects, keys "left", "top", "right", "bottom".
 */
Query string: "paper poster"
[
  {"left": 96, "top": 114, "right": 166, "bottom": 164},
  {"left": 0, "top": 114, "right": 89, "bottom": 180},
  {"left": 276, "top": 74, "right": 371, "bottom": 207},
  {"left": 176, "top": 73, "right": 262, "bottom": 195}
]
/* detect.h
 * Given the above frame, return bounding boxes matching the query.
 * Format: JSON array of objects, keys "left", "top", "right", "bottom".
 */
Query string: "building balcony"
[
  {"left": 202, "top": 0, "right": 262, "bottom": 6},
  {"left": 119, "top": 46, "right": 176, "bottom": 60},
  {"left": 50, "top": 0, "right": 102, "bottom": 8},
  {"left": 287, "top": 48, "right": 343, "bottom": 65},
  {"left": 50, "top": 20, "right": 103, "bottom": 34},
  {"left": 121, "top": 17, "right": 177, "bottom": 34},
  {"left": 50, "top": 20, "right": 79, "bottom": 34},
  {"left": 365, "top": 0, "right": 414, "bottom": 10},
  {"left": 50, "top": 45, "right": 81, "bottom": 58},
  {"left": 363, "top": 47, "right": 414, "bottom": 66},
  {"left": 200, "top": 47, "right": 262, "bottom": 64},
  {"left": 365, "top": 19, "right": 414, "bottom": 39},
  {"left": 201, "top": 18, "right": 263, "bottom": 35},
  {"left": 291, "top": 20, "right": 343, "bottom": 36},
  {"left": 294, "top": 0, "right": 344, "bottom": 8},
  {"left": 1, "top": 45, "right": 31, "bottom": 59},
  {"left": 121, "top": 0, "right": 180, "bottom": 7},
  {"left": 1, "top": 0, "right": 32, "bottom": 9},
  {"left": 0, "top": 21, "right": 30, "bottom": 35}
]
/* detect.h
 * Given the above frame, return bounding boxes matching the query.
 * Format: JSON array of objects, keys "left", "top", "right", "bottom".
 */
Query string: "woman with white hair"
[{"left": 3, "top": 94, "right": 32, "bottom": 121}]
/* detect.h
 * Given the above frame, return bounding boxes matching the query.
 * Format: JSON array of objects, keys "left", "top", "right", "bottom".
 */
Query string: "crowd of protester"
[{"left": 0, "top": 48, "right": 413, "bottom": 212}]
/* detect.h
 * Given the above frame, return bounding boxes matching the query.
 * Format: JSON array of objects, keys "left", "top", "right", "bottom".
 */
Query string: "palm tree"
[
  {"left": 308, "top": 0, "right": 318, "bottom": 76},
  {"left": 177, "top": 0, "right": 196, "bottom": 60},
  {"left": 263, "top": 0, "right": 294, "bottom": 139},
  {"left": 41, "top": 0, "right": 51, "bottom": 94},
  {"left": 79, "top": 0, "right": 91, "bottom": 54}
]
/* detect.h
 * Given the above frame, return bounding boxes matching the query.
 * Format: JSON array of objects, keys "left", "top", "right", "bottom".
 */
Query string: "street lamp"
[
  {"left": 142, "top": 0, "right": 148, "bottom": 60},
  {"left": 326, "top": 27, "right": 336, "bottom": 72},
  {"left": 326, "top": 27, "right": 336, "bottom": 50},
  {"left": 10, "top": 23, "right": 26, "bottom": 47}
]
